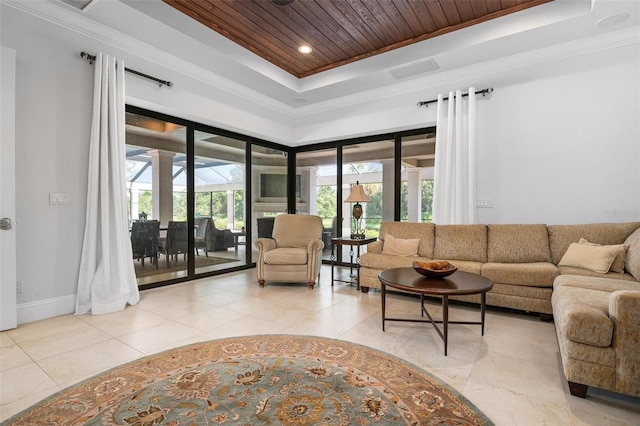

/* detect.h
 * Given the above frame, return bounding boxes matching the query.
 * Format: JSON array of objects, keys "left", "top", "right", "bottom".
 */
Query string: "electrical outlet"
[{"left": 16, "top": 280, "right": 23, "bottom": 294}]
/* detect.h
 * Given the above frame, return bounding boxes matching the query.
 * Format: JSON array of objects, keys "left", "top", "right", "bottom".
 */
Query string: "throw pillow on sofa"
[
  {"left": 558, "top": 242, "right": 621, "bottom": 274},
  {"left": 623, "top": 228, "right": 640, "bottom": 281},
  {"left": 382, "top": 234, "right": 420, "bottom": 257},
  {"left": 578, "top": 238, "right": 629, "bottom": 273}
]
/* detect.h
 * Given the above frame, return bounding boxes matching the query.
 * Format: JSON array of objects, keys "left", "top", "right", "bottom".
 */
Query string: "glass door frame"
[{"left": 128, "top": 105, "right": 293, "bottom": 291}]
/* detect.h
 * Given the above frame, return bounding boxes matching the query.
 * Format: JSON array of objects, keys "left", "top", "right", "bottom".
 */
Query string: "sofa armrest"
[
  {"left": 367, "top": 240, "right": 383, "bottom": 254},
  {"left": 609, "top": 290, "right": 640, "bottom": 396}
]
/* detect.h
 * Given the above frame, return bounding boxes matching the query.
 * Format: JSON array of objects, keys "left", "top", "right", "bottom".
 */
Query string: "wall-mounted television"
[{"left": 260, "top": 174, "right": 301, "bottom": 198}]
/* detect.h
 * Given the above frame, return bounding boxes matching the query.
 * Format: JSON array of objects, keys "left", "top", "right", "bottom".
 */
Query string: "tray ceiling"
[{"left": 163, "top": 0, "right": 552, "bottom": 78}]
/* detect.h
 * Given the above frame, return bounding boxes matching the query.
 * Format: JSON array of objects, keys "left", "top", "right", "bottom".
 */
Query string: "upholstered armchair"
[{"left": 255, "top": 214, "right": 325, "bottom": 289}]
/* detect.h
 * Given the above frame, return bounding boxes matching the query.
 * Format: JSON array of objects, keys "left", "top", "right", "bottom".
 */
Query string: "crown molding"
[
  {"left": 3, "top": 0, "right": 638, "bottom": 122},
  {"left": 2, "top": 0, "right": 297, "bottom": 117}
]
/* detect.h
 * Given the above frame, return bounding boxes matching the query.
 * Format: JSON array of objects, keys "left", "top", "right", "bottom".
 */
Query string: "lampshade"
[{"left": 344, "top": 182, "right": 371, "bottom": 203}]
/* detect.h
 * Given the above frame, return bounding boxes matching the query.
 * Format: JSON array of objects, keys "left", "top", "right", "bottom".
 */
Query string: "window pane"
[
  {"left": 125, "top": 112, "right": 188, "bottom": 285},
  {"left": 400, "top": 131, "right": 435, "bottom": 223},
  {"left": 296, "top": 148, "right": 338, "bottom": 260},
  {"left": 193, "top": 130, "right": 247, "bottom": 272},
  {"left": 342, "top": 140, "right": 394, "bottom": 240},
  {"left": 251, "top": 145, "right": 288, "bottom": 263}
]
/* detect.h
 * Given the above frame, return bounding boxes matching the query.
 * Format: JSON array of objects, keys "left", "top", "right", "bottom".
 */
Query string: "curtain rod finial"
[{"left": 80, "top": 51, "right": 96, "bottom": 64}]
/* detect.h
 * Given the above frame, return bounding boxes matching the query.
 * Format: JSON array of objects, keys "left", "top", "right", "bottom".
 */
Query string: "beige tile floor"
[{"left": 1, "top": 266, "right": 639, "bottom": 425}]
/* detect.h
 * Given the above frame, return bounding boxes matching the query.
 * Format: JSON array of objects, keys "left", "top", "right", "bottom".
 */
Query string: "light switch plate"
[{"left": 49, "top": 193, "right": 71, "bottom": 205}]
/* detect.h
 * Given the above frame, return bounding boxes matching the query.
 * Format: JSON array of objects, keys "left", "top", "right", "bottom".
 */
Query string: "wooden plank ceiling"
[{"left": 164, "top": 0, "right": 551, "bottom": 78}]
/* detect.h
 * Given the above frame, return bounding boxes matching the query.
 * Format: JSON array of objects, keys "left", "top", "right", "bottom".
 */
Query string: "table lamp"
[{"left": 344, "top": 181, "right": 371, "bottom": 239}]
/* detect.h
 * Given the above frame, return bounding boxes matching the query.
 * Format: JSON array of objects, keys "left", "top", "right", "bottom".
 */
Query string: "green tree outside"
[{"left": 316, "top": 186, "right": 337, "bottom": 227}]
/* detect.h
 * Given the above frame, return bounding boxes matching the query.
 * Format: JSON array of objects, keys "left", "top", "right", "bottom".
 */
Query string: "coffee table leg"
[
  {"left": 481, "top": 292, "right": 486, "bottom": 336},
  {"left": 381, "top": 283, "right": 386, "bottom": 331},
  {"left": 443, "top": 295, "right": 449, "bottom": 356}
]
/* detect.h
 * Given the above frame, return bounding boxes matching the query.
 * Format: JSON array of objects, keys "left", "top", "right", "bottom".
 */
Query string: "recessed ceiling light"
[
  {"left": 298, "top": 45, "right": 312, "bottom": 54},
  {"left": 596, "top": 13, "right": 629, "bottom": 29}
]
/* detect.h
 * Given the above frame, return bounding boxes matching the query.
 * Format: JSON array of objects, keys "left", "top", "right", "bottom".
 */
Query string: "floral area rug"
[{"left": 6, "top": 335, "right": 493, "bottom": 425}]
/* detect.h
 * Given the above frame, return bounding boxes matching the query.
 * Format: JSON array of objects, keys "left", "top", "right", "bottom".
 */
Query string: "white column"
[
  {"left": 381, "top": 159, "right": 395, "bottom": 221},
  {"left": 130, "top": 187, "right": 140, "bottom": 223},
  {"left": 226, "top": 189, "right": 234, "bottom": 229},
  {"left": 149, "top": 149, "right": 175, "bottom": 226},
  {"left": 407, "top": 168, "right": 422, "bottom": 222}
]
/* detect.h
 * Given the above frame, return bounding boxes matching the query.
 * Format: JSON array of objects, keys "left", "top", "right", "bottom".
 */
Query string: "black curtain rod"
[
  {"left": 417, "top": 87, "right": 493, "bottom": 107},
  {"left": 80, "top": 51, "right": 173, "bottom": 88}
]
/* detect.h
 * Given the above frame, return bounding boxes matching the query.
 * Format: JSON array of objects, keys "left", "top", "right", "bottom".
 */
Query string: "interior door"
[{"left": 0, "top": 46, "right": 17, "bottom": 331}]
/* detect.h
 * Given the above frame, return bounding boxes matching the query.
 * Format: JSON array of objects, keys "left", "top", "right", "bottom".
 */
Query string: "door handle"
[{"left": 0, "top": 218, "right": 12, "bottom": 230}]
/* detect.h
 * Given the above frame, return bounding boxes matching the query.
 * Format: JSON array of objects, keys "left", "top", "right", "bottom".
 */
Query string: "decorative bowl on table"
[{"left": 412, "top": 261, "right": 457, "bottom": 278}]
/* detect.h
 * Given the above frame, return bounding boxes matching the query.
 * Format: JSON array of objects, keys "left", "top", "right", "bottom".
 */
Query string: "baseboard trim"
[{"left": 17, "top": 295, "right": 76, "bottom": 325}]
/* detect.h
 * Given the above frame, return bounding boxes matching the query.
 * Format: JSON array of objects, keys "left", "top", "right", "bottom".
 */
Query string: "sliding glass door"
[
  {"left": 250, "top": 145, "right": 288, "bottom": 263},
  {"left": 342, "top": 140, "right": 395, "bottom": 240},
  {"left": 193, "top": 130, "right": 247, "bottom": 272},
  {"left": 125, "top": 111, "right": 189, "bottom": 286},
  {"left": 296, "top": 148, "right": 338, "bottom": 260},
  {"left": 125, "top": 108, "right": 258, "bottom": 288},
  {"left": 401, "top": 131, "right": 435, "bottom": 223}
]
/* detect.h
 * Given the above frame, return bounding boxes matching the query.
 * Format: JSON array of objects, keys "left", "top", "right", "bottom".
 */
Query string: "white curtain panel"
[
  {"left": 432, "top": 88, "right": 478, "bottom": 225},
  {"left": 76, "top": 53, "right": 139, "bottom": 315}
]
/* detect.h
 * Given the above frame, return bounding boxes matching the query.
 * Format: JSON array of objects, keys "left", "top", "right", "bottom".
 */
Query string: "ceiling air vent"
[
  {"left": 390, "top": 59, "right": 439, "bottom": 80},
  {"left": 56, "top": 0, "right": 96, "bottom": 12}
]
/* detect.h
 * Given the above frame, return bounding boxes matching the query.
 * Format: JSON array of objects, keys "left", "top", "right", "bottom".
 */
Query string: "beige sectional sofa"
[{"left": 358, "top": 221, "right": 640, "bottom": 397}]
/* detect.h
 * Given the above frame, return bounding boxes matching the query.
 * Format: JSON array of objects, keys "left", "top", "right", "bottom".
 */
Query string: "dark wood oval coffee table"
[{"left": 379, "top": 268, "right": 493, "bottom": 356}]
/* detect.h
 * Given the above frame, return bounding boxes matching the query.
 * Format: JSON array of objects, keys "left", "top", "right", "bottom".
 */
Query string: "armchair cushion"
[{"left": 264, "top": 248, "right": 308, "bottom": 265}]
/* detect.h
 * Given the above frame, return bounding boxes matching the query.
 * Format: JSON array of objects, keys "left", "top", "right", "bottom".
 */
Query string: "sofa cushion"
[
  {"left": 578, "top": 238, "right": 629, "bottom": 273},
  {"left": 554, "top": 274, "right": 640, "bottom": 293},
  {"left": 434, "top": 225, "right": 487, "bottom": 262},
  {"left": 382, "top": 234, "right": 420, "bottom": 257},
  {"left": 558, "top": 242, "right": 621, "bottom": 274},
  {"left": 481, "top": 262, "right": 558, "bottom": 287},
  {"left": 443, "top": 260, "right": 483, "bottom": 275},
  {"left": 263, "top": 248, "right": 308, "bottom": 265},
  {"left": 558, "top": 266, "right": 638, "bottom": 282},
  {"left": 547, "top": 222, "right": 640, "bottom": 265},
  {"left": 487, "top": 224, "right": 552, "bottom": 263},
  {"left": 379, "top": 222, "right": 435, "bottom": 258},
  {"left": 552, "top": 285, "right": 613, "bottom": 347},
  {"left": 624, "top": 227, "right": 640, "bottom": 281}
]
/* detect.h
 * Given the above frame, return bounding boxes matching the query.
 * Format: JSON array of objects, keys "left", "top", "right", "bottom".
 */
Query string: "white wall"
[
  {"left": 2, "top": 4, "right": 639, "bottom": 323},
  {"left": 476, "top": 46, "right": 639, "bottom": 224},
  {"left": 2, "top": 10, "right": 93, "bottom": 322}
]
